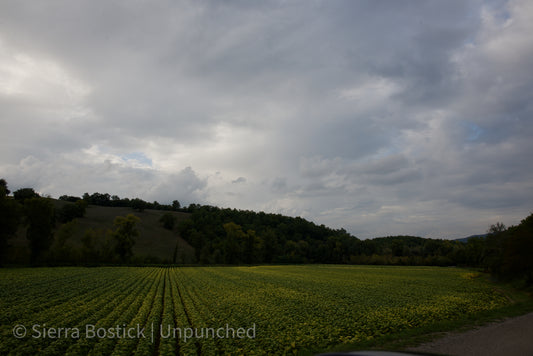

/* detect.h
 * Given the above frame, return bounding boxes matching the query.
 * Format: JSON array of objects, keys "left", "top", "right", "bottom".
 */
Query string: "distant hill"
[
  {"left": 3, "top": 181, "right": 532, "bottom": 276},
  {"left": 7, "top": 201, "right": 195, "bottom": 264},
  {"left": 455, "top": 234, "right": 487, "bottom": 243},
  {"left": 3, "top": 199, "right": 482, "bottom": 266}
]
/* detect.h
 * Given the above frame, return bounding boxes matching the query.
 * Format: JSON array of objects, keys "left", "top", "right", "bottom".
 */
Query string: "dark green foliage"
[
  {"left": 159, "top": 212, "right": 177, "bottom": 230},
  {"left": 49, "top": 220, "right": 78, "bottom": 264},
  {"left": 0, "top": 179, "right": 21, "bottom": 265},
  {"left": 451, "top": 216, "right": 533, "bottom": 285},
  {"left": 483, "top": 215, "right": 533, "bottom": 285},
  {"left": 222, "top": 222, "right": 245, "bottom": 264},
  {"left": 57, "top": 200, "right": 87, "bottom": 223},
  {"left": 186, "top": 203, "right": 202, "bottom": 212},
  {"left": 25, "top": 197, "right": 55, "bottom": 264},
  {"left": 176, "top": 205, "right": 517, "bottom": 268},
  {"left": 172, "top": 200, "right": 181, "bottom": 210},
  {"left": 85, "top": 192, "right": 111, "bottom": 206},
  {"left": 178, "top": 206, "right": 359, "bottom": 264},
  {"left": 131, "top": 198, "right": 149, "bottom": 212},
  {"left": 348, "top": 235, "right": 459, "bottom": 266},
  {"left": 81, "top": 192, "right": 184, "bottom": 211},
  {"left": 112, "top": 214, "right": 140, "bottom": 262},
  {"left": 0, "top": 179, "right": 10, "bottom": 196},
  {"left": 81, "top": 228, "right": 114, "bottom": 264},
  {"left": 59, "top": 195, "right": 82, "bottom": 202},
  {"left": 13, "top": 188, "right": 40, "bottom": 203}
]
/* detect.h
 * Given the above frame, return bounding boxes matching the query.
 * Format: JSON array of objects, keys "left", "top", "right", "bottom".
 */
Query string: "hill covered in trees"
[
  {"left": 1, "top": 178, "right": 532, "bottom": 285},
  {"left": 0, "top": 179, "right": 193, "bottom": 265}
]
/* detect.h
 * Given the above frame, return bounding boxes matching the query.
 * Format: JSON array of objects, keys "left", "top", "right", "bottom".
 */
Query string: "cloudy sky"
[{"left": 1, "top": 0, "right": 532, "bottom": 239}]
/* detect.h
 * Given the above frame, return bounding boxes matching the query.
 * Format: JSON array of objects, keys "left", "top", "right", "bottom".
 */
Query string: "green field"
[{"left": 0, "top": 265, "right": 515, "bottom": 355}]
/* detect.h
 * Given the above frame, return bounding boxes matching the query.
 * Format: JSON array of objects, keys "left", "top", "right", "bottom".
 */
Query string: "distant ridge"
[{"left": 455, "top": 234, "right": 487, "bottom": 243}]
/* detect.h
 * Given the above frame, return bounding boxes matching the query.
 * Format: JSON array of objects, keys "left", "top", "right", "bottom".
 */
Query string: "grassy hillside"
[{"left": 7, "top": 202, "right": 195, "bottom": 264}]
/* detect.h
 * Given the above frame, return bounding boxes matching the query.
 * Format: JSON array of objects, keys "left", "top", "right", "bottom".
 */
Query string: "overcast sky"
[{"left": 1, "top": 0, "right": 532, "bottom": 239}]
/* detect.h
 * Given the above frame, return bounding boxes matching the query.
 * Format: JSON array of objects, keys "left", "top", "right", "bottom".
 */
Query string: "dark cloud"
[
  {"left": 1, "top": 0, "right": 532, "bottom": 238},
  {"left": 270, "top": 177, "right": 288, "bottom": 193},
  {"left": 232, "top": 177, "right": 246, "bottom": 184}
]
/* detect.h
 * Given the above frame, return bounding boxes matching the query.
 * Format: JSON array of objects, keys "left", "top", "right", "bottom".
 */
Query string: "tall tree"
[
  {"left": 25, "top": 197, "right": 55, "bottom": 265},
  {"left": 50, "top": 220, "right": 77, "bottom": 264},
  {"left": 0, "top": 179, "right": 21, "bottom": 265},
  {"left": 13, "top": 188, "right": 40, "bottom": 203},
  {"left": 501, "top": 214, "right": 533, "bottom": 284},
  {"left": 0, "top": 179, "right": 10, "bottom": 196},
  {"left": 112, "top": 214, "right": 140, "bottom": 262},
  {"left": 223, "top": 222, "right": 245, "bottom": 264}
]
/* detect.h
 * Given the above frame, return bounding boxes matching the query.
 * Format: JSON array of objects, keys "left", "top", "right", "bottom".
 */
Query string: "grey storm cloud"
[
  {"left": 232, "top": 177, "right": 246, "bottom": 184},
  {"left": 1, "top": 0, "right": 532, "bottom": 238}
]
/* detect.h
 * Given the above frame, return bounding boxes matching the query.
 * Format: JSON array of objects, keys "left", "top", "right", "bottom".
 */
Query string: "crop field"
[{"left": 0, "top": 265, "right": 510, "bottom": 355}]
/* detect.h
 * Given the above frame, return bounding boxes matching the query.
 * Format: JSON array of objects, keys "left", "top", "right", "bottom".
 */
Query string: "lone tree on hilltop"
[
  {"left": 172, "top": 200, "right": 181, "bottom": 211},
  {"left": 13, "top": 188, "right": 40, "bottom": 203}
]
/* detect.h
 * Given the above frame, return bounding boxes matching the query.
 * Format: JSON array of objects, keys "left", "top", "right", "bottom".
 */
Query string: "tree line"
[
  {"left": 176, "top": 205, "right": 469, "bottom": 266},
  {"left": 1, "top": 178, "right": 532, "bottom": 285},
  {"left": 64, "top": 192, "right": 186, "bottom": 212},
  {"left": 175, "top": 206, "right": 533, "bottom": 285}
]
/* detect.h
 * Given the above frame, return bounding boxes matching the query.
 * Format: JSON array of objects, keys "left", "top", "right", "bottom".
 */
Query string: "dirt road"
[{"left": 408, "top": 312, "right": 533, "bottom": 356}]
